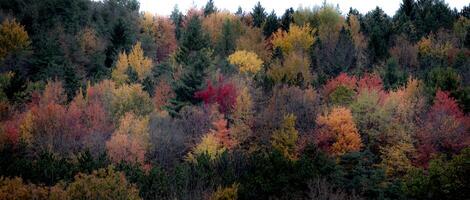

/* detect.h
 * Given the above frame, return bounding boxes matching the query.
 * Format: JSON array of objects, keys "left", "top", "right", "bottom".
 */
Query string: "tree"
[
  {"left": 153, "top": 80, "right": 175, "bottom": 112},
  {"left": 236, "top": 27, "right": 271, "bottom": 62},
  {"left": 271, "top": 114, "right": 299, "bottom": 160},
  {"left": 65, "top": 167, "right": 141, "bottom": 200},
  {"left": 271, "top": 24, "right": 315, "bottom": 56},
  {"left": 155, "top": 17, "right": 177, "bottom": 62},
  {"left": 171, "top": 15, "right": 212, "bottom": 113},
  {"left": 363, "top": 7, "right": 392, "bottom": 62},
  {"left": 228, "top": 50, "right": 263, "bottom": 75},
  {"left": 414, "top": 0, "right": 454, "bottom": 38},
  {"left": 267, "top": 53, "right": 312, "bottom": 87},
  {"left": 280, "top": 8, "right": 294, "bottom": 31},
  {"left": 195, "top": 76, "right": 237, "bottom": 114},
  {"left": 203, "top": 0, "right": 216, "bottom": 16},
  {"left": 251, "top": 2, "right": 266, "bottom": 28},
  {"left": 416, "top": 90, "right": 469, "bottom": 167},
  {"left": 263, "top": 11, "right": 279, "bottom": 37},
  {"left": 315, "top": 107, "right": 362, "bottom": 156},
  {"left": 0, "top": 19, "right": 30, "bottom": 62},
  {"left": 186, "top": 132, "right": 226, "bottom": 162},
  {"left": 111, "top": 42, "right": 153, "bottom": 85},
  {"left": 111, "top": 83, "right": 153, "bottom": 120}
]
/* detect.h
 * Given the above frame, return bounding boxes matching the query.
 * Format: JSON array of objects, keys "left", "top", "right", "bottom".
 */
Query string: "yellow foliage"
[
  {"left": 187, "top": 133, "right": 226, "bottom": 162},
  {"left": 115, "top": 112, "right": 150, "bottom": 142},
  {"left": 210, "top": 183, "right": 239, "bottom": 200},
  {"left": 267, "top": 53, "right": 312, "bottom": 85},
  {"left": 271, "top": 114, "right": 299, "bottom": 160},
  {"left": 140, "top": 12, "right": 157, "bottom": 35},
  {"left": 271, "top": 24, "right": 315, "bottom": 55},
  {"left": 111, "top": 83, "right": 153, "bottom": 120},
  {"left": 380, "top": 141, "right": 415, "bottom": 178},
  {"left": 0, "top": 177, "right": 49, "bottom": 199},
  {"left": 111, "top": 42, "right": 153, "bottom": 85},
  {"left": 128, "top": 42, "right": 153, "bottom": 81},
  {"left": 111, "top": 52, "right": 130, "bottom": 85},
  {"left": 0, "top": 19, "right": 30, "bottom": 61},
  {"left": 228, "top": 50, "right": 263, "bottom": 74}
]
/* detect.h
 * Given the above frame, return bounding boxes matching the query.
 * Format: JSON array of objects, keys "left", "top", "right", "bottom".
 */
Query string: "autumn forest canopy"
[{"left": 0, "top": 0, "right": 469, "bottom": 199}]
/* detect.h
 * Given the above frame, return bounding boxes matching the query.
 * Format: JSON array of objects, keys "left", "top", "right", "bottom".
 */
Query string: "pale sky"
[{"left": 138, "top": 0, "right": 468, "bottom": 16}]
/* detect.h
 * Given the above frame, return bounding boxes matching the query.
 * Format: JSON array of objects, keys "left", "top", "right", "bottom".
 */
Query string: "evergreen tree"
[
  {"left": 216, "top": 19, "right": 236, "bottom": 57},
  {"left": 280, "top": 8, "right": 294, "bottom": 32},
  {"left": 263, "top": 11, "right": 279, "bottom": 37},
  {"left": 251, "top": 2, "right": 266, "bottom": 28},
  {"left": 171, "top": 16, "right": 212, "bottom": 114},
  {"left": 363, "top": 7, "right": 392, "bottom": 63},
  {"left": 203, "top": 0, "right": 216, "bottom": 16},
  {"left": 170, "top": 6, "right": 183, "bottom": 40},
  {"left": 415, "top": 0, "right": 454, "bottom": 38}
]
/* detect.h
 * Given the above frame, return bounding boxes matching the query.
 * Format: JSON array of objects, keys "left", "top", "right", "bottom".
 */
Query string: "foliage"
[
  {"left": 315, "top": 107, "right": 362, "bottom": 156},
  {"left": 271, "top": 114, "right": 299, "bottom": 160},
  {"left": 271, "top": 24, "right": 315, "bottom": 55},
  {"left": 228, "top": 50, "right": 263, "bottom": 75},
  {"left": 195, "top": 77, "right": 237, "bottom": 114},
  {"left": 0, "top": 19, "right": 30, "bottom": 61},
  {"left": 65, "top": 167, "right": 141, "bottom": 200}
]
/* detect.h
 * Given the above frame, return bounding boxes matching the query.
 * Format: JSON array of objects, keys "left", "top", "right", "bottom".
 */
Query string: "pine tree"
[
  {"left": 204, "top": 0, "right": 216, "bottom": 16},
  {"left": 280, "top": 8, "right": 294, "bottom": 31},
  {"left": 251, "top": 2, "right": 266, "bottom": 28},
  {"left": 263, "top": 11, "right": 279, "bottom": 37},
  {"left": 216, "top": 19, "right": 236, "bottom": 57},
  {"left": 171, "top": 15, "right": 212, "bottom": 114}
]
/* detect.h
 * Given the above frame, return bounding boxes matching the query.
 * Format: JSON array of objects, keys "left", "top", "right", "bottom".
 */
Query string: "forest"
[{"left": 0, "top": 0, "right": 469, "bottom": 199}]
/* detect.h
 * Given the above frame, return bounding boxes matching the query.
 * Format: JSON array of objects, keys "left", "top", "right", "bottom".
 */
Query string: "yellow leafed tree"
[
  {"left": 0, "top": 19, "right": 30, "bottom": 61},
  {"left": 111, "top": 52, "right": 129, "bottom": 85},
  {"left": 228, "top": 50, "right": 263, "bottom": 74},
  {"left": 271, "top": 24, "right": 315, "bottom": 55},
  {"left": 111, "top": 42, "right": 153, "bottom": 84}
]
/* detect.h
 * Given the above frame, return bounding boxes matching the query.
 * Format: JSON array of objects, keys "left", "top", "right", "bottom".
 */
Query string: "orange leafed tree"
[{"left": 315, "top": 107, "right": 362, "bottom": 156}]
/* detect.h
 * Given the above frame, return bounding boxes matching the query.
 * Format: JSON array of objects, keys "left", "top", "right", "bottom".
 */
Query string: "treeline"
[{"left": 0, "top": 0, "right": 469, "bottom": 199}]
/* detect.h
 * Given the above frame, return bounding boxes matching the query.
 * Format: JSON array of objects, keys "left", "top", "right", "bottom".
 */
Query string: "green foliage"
[
  {"left": 404, "top": 148, "right": 470, "bottom": 200},
  {"left": 329, "top": 85, "right": 355, "bottom": 106},
  {"left": 271, "top": 114, "right": 299, "bottom": 160},
  {"left": 251, "top": 2, "right": 266, "bottom": 28}
]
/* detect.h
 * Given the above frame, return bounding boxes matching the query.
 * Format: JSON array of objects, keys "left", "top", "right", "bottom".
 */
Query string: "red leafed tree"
[
  {"left": 195, "top": 76, "right": 237, "bottom": 114},
  {"left": 322, "top": 73, "right": 357, "bottom": 96},
  {"left": 357, "top": 73, "right": 383, "bottom": 93},
  {"left": 415, "top": 90, "right": 470, "bottom": 167}
]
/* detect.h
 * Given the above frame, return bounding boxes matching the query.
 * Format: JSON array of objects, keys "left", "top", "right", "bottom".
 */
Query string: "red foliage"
[
  {"left": 357, "top": 73, "right": 383, "bottom": 93},
  {"left": 2, "top": 117, "right": 20, "bottom": 144},
  {"left": 322, "top": 73, "right": 357, "bottom": 96},
  {"left": 430, "top": 90, "right": 464, "bottom": 119},
  {"left": 415, "top": 90, "right": 470, "bottom": 167},
  {"left": 195, "top": 76, "right": 237, "bottom": 114}
]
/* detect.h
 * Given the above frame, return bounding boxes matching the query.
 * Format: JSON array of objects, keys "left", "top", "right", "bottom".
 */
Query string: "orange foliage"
[
  {"left": 211, "top": 119, "right": 235, "bottom": 149},
  {"left": 153, "top": 80, "right": 175, "bottom": 111},
  {"left": 315, "top": 107, "right": 362, "bottom": 156}
]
